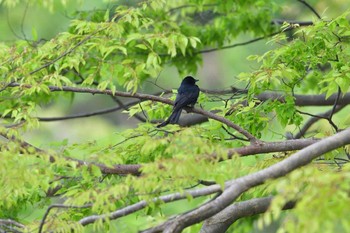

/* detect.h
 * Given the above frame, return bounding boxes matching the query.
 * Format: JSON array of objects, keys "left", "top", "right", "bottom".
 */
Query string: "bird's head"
[{"left": 182, "top": 76, "right": 199, "bottom": 85}]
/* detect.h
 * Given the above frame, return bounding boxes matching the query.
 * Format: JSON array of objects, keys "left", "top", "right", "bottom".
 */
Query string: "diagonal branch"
[
  {"left": 0, "top": 131, "right": 142, "bottom": 176},
  {"left": 29, "top": 28, "right": 105, "bottom": 75},
  {"left": 78, "top": 183, "right": 222, "bottom": 226},
  {"left": 199, "top": 196, "right": 296, "bottom": 233},
  {"left": 297, "top": 0, "right": 321, "bottom": 19},
  {"left": 327, "top": 86, "right": 342, "bottom": 131},
  {"left": 7, "top": 83, "right": 256, "bottom": 141},
  {"left": 196, "top": 31, "right": 282, "bottom": 54},
  {"left": 39, "top": 204, "right": 92, "bottom": 233},
  {"left": 196, "top": 20, "right": 314, "bottom": 55},
  {"left": 0, "top": 218, "right": 25, "bottom": 233},
  {"left": 76, "top": 137, "right": 323, "bottom": 227},
  {"left": 141, "top": 128, "right": 350, "bottom": 233},
  {"left": 225, "top": 138, "right": 318, "bottom": 158}
]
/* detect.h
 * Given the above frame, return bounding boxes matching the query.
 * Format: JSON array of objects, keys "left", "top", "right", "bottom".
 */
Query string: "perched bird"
[{"left": 157, "top": 76, "right": 200, "bottom": 127}]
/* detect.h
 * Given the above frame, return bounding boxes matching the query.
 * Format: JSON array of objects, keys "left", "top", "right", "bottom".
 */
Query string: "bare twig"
[
  {"left": 294, "top": 105, "right": 346, "bottom": 139},
  {"left": 39, "top": 204, "right": 92, "bottom": 233},
  {"left": 297, "top": 0, "right": 321, "bottom": 19},
  {"left": 327, "top": 87, "right": 341, "bottom": 131},
  {"left": 29, "top": 27, "right": 106, "bottom": 75},
  {"left": 221, "top": 126, "right": 249, "bottom": 141},
  {"left": 112, "top": 96, "right": 147, "bottom": 122},
  {"left": 196, "top": 31, "right": 282, "bottom": 54},
  {"left": 20, "top": 1, "right": 30, "bottom": 42}
]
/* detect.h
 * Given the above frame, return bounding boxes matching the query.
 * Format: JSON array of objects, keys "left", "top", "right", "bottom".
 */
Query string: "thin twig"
[
  {"left": 29, "top": 27, "right": 106, "bottom": 75},
  {"left": 328, "top": 86, "right": 341, "bottom": 131},
  {"left": 112, "top": 96, "right": 147, "bottom": 122},
  {"left": 20, "top": 1, "right": 29, "bottom": 42},
  {"left": 294, "top": 105, "right": 346, "bottom": 139},
  {"left": 196, "top": 31, "right": 282, "bottom": 54},
  {"left": 38, "top": 204, "right": 92, "bottom": 233},
  {"left": 0, "top": 219, "right": 25, "bottom": 229},
  {"left": 78, "top": 129, "right": 350, "bottom": 230},
  {"left": 297, "top": 0, "right": 321, "bottom": 19},
  {"left": 6, "top": 83, "right": 256, "bottom": 141}
]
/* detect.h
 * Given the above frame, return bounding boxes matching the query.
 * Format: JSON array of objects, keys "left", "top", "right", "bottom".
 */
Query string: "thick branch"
[
  {"left": 7, "top": 83, "right": 256, "bottom": 141},
  {"left": 258, "top": 92, "right": 350, "bottom": 106},
  {"left": 200, "top": 89, "right": 350, "bottom": 106},
  {"left": 142, "top": 128, "right": 350, "bottom": 233},
  {"left": 78, "top": 184, "right": 222, "bottom": 226},
  {"left": 76, "top": 137, "right": 325, "bottom": 227},
  {"left": 200, "top": 197, "right": 296, "bottom": 233}
]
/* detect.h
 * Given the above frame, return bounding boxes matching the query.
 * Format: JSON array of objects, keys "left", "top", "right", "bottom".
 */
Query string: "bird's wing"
[{"left": 174, "top": 86, "right": 199, "bottom": 111}]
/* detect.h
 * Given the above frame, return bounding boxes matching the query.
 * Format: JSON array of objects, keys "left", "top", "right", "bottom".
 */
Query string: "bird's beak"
[{"left": 195, "top": 79, "right": 199, "bottom": 82}]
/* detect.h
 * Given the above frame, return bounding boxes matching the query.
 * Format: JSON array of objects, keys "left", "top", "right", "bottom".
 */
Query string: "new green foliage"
[{"left": 1, "top": 0, "right": 350, "bottom": 232}]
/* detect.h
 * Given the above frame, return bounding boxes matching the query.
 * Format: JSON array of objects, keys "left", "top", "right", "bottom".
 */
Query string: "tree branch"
[
  {"left": 297, "top": 0, "right": 321, "bottom": 19},
  {"left": 141, "top": 128, "right": 350, "bottom": 233},
  {"left": 39, "top": 204, "right": 92, "bottom": 233},
  {"left": 7, "top": 83, "right": 256, "bottom": 141},
  {"left": 0, "top": 219, "right": 25, "bottom": 233},
  {"left": 327, "top": 86, "right": 342, "bottom": 131},
  {"left": 78, "top": 184, "right": 222, "bottom": 226},
  {"left": 29, "top": 28, "right": 105, "bottom": 75},
  {"left": 226, "top": 138, "right": 318, "bottom": 158},
  {"left": 0, "top": 131, "right": 142, "bottom": 176},
  {"left": 76, "top": 134, "right": 336, "bottom": 228},
  {"left": 196, "top": 19, "right": 314, "bottom": 55},
  {"left": 37, "top": 105, "right": 130, "bottom": 121},
  {"left": 294, "top": 105, "right": 346, "bottom": 139},
  {"left": 258, "top": 92, "right": 350, "bottom": 106},
  {"left": 199, "top": 196, "right": 296, "bottom": 233},
  {"left": 196, "top": 31, "right": 282, "bottom": 54}
]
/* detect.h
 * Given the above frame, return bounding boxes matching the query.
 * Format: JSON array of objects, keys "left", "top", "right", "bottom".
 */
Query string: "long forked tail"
[{"left": 157, "top": 108, "right": 182, "bottom": 128}]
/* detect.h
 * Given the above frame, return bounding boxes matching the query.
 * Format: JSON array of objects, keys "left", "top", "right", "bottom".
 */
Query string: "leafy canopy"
[{"left": 1, "top": 0, "right": 350, "bottom": 232}]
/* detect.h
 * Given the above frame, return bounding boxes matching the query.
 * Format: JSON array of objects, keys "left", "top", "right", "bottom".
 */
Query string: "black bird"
[{"left": 157, "top": 76, "right": 200, "bottom": 127}]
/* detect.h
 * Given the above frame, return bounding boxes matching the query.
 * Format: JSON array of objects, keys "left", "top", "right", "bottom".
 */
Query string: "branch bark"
[
  {"left": 75, "top": 130, "right": 348, "bottom": 230},
  {"left": 258, "top": 92, "right": 350, "bottom": 106},
  {"left": 226, "top": 138, "right": 318, "bottom": 158},
  {"left": 7, "top": 83, "right": 256, "bottom": 141},
  {"left": 0, "top": 219, "right": 25, "bottom": 233},
  {"left": 39, "top": 204, "right": 92, "bottom": 233},
  {"left": 199, "top": 197, "right": 296, "bottom": 233},
  {"left": 141, "top": 128, "right": 350, "bottom": 233}
]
